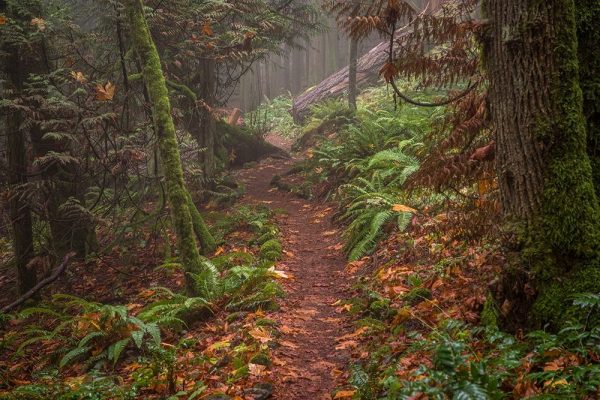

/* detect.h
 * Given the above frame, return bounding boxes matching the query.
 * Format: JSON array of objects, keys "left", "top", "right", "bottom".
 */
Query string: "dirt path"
[{"left": 236, "top": 137, "right": 352, "bottom": 400}]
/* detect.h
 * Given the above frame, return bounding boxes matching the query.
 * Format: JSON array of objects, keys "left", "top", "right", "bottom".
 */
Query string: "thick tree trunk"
[
  {"left": 576, "top": 1, "right": 600, "bottom": 199},
  {"left": 348, "top": 37, "right": 359, "bottom": 112},
  {"left": 126, "top": 0, "right": 216, "bottom": 295},
  {"left": 483, "top": 0, "right": 600, "bottom": 328}
]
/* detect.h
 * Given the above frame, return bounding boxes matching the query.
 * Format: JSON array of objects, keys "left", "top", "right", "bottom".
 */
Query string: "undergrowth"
[{"left": 0, "top": 206, "right": 286, "bottom": 399}]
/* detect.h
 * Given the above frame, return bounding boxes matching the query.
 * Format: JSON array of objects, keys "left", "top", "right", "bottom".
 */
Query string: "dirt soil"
[{"left": 235, "top": 134, "right": 353, "bottom": 400}]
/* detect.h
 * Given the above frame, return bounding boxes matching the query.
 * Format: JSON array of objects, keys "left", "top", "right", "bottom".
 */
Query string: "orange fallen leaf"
[
  {"left": 95, "top": 82, "right": 116, "bottom": 101},
  {"left": 334, "top": 390, "right": 356, "bottom": 399},
  {"left": 392, "top": 204, "right": 417, "bottom": 213},
  {"left": 214, "top": 246, "right": 225, "bottom": 256},
  {"left": 201, "top": 23, "right": 214, "bottom": 36},
  {"left": 0, "top": 15, "right": 8, "bottom": 25}
]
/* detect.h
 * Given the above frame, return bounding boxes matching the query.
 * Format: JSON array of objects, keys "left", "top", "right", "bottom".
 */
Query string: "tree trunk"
[
  {"left": 483, "top": 0, "right": 600, "bottom": 329},
  {"left": 198, "top": 59, "right": 217, "bottom": 181},
  {"left": 6, "top": 94, "right": 36, "bottom": 295},
  {"left": 2, "top": 0, "right": 39, "bottom": 295},
  {"left": 576, "top": 1, "right": 600, "bottom": 199},
  {"left": 126, "top": 0, "right": 216, "bottom": 295},
  {"left": 348, "top": 37, "right": 359, "bottom": 112}
]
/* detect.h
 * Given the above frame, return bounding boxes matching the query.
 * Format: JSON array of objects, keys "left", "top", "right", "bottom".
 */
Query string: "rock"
[{"left": 243, "top": 383, "right": 273, "bottom": 400}]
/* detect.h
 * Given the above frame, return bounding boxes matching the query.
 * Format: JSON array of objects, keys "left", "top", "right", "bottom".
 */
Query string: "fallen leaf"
[
  {"left": 95, "top": 82, "right": 116, "bottom": 101},
  {"left": 392, "top": 204, "right": 417, "bottom": 213},
  {"left": 334, "top": 390, "right": 356, "bottom": 399},
  {"left": 248, "top": 327, "right": 272, "bottom": 343},
  {"left": 268, "top": 266, "right": 293, "bottom": 280},
  {"left": 281, "top": 340, "right": 298, "bottom": 349},
  {"left": 0, "top": 15, "right": 8, "bottom": 25},
  {"left": 248, "top": 363, "right": 266, "bottom": 376},
  {"left": 70, "top": 71, "right": 87, "bottom": 83},
  {"left": 201, "top": 23, "right": 213, "bottom": 36},
  {"left": 31, "top": 17, "right": 46, "bottom": 31}
]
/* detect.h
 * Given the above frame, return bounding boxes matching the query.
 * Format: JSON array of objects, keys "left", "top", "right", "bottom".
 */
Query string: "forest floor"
[{"left": 235, "top": 134, "right": 354, "bottom": 399}]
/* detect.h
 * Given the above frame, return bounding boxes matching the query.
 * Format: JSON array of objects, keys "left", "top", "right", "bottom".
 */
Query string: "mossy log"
[{"left": 217, "top": 121, "right": 289, "bottom": 166}]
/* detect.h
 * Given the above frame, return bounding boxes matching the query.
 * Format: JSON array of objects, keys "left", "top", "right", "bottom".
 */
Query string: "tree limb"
[{"left": 2, "top": 253, "right": 75, "bottom": 313}]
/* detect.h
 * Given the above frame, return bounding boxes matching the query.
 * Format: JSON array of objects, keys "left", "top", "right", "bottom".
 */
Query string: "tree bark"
[
  {"left": 483, "top": 0, "right": 600, "bottom": 328},
  {"left": 576, "top": 1, "right": 600, "bottom": 199},
  {"left": 126, "top": 0, "right": 216, "bottom": 295}
]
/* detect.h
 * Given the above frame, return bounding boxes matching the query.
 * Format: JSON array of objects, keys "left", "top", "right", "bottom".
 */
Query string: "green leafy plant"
[{"left": 18, "top": 295, "right": 162, "bottom": 370}]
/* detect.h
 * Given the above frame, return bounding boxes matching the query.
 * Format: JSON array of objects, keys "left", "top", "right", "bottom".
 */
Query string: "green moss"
[
  {"left": 576, "top": 1, "right": 600, "bottom": 199},
  {"left": 126, "top": 0, "right": 215, "bottom": 296},
  {"left": 480, "top": 294, "right": 499, "bottom": 329},
  {"left": 185, "top": 191, "right": 216, "bottom": 255},
  {"left": 524, "top": 1, "right": 600, "bottom": 327}
]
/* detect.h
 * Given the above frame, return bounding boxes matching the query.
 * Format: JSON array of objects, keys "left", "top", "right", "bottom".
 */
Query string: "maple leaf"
[
  {"left": 392, "top": 204, "right": 417, "bottom": 213},
  {"left": 30, "top": 18, "right": 46, "bottom": 31},
  {"left": 70, "top": 71, "right": 87, "bottom": 83},
  {"left": 95, "top": 82, "right": 116, "bottom": 101},
  {"left": 248, "top": 327, "right": 272, "bottom": 343},
  {"left": 0, "top": 15, "right": 8, "bottom": 25}
]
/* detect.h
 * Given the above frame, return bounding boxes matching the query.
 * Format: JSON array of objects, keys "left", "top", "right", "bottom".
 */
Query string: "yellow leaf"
[
  {"left": 95, "top": 82, "right": 116, "bottom": 101},
  {"left": 30, "top": 18, "right": 46, "bottom": 31},
  {"left": 70, "top": 71, "right": 87, "bottom": 83},
  {"left": 334, "top": 390, "right": 357, "bottom": 399},
  {"left": 214, "top": 246, "right": 225, "bottom": 256},
  {"left": 268, "top": 266, "right": 293, "bottom": 280},
  {"left": 392, "top": 204, "right": 417, "bottom": 213}
]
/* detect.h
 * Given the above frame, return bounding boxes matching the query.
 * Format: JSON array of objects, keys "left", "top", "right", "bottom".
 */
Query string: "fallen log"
[
  {"left": 2, "top": 253, "right": 75, "bottom": 313},
  {"left": 291, "top": 27, "right": 414, "bottom": 123},
  {"left": 291, "top": 2, "right": 442, "bottom": 122}
]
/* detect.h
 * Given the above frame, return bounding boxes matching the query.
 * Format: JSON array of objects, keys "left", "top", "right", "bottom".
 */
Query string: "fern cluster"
[{"left": 306, "top": 85, "right": 441, "bottom": 260}]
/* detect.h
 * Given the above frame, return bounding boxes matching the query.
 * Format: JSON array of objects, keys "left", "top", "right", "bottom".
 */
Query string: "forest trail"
[{"left": 235, "top": 135, "right": 353, "bottom": 400}]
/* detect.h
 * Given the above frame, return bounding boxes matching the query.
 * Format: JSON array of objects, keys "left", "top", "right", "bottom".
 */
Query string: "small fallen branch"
[{"left": 2, "top": 252, "right": 75, "bottom": 313}]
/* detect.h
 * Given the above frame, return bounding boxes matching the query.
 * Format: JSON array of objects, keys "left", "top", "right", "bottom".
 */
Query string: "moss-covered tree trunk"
[
  {"left": 576, "top": 1, "right": 600, "bottom": 199},
  {"left": 483, "top": 0, "right": 600, "bottom": 329},
  {"left": 126, "top": 0, "right": 215, "bottom": 295}
]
